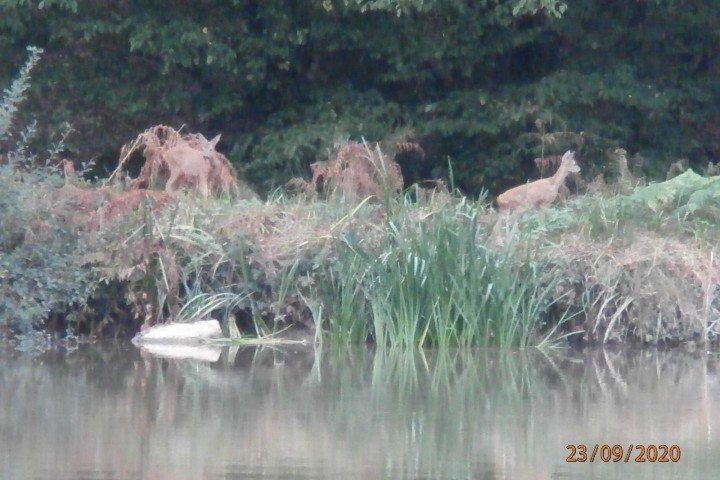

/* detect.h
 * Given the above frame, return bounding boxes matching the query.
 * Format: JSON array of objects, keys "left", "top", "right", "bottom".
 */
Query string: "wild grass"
[{"left": 509, "top": 189, "right": 720, "bottom": 345}]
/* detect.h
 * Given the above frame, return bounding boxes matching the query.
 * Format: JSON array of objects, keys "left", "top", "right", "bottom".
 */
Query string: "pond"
[{"left": 0, "top": 343, "right": 718, "bottom": 480}]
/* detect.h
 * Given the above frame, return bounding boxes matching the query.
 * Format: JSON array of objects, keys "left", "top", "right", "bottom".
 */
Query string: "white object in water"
[{"left": 132, "top": 319, "right": 223, "bottom": 345}]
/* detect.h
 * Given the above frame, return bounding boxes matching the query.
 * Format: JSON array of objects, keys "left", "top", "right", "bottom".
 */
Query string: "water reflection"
[{"left": 0, "top": 344, "right": 718, "bottom": 480}]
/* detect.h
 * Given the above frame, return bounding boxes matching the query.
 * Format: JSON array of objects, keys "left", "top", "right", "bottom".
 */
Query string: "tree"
[{"left": 1, "top": 0, "right": 717, "bottom": 194}]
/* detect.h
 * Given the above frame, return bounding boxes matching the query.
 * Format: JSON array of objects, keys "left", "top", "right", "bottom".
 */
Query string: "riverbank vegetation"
[
  {"left": 2, "top": 152, "right": 718, "bottom": 347},
  {"left": 2, "top": 117, "right": 718, "bottom": 347}
]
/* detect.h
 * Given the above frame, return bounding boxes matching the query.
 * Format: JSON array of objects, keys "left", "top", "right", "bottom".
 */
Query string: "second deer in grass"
[{"left": 496, "top": 150, "right": 580, "bottom": 212}]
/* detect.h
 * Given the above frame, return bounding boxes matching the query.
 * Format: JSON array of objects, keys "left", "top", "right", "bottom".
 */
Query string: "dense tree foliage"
[{"left": 1, "top": 0, "right": 718, "bottom": 194}]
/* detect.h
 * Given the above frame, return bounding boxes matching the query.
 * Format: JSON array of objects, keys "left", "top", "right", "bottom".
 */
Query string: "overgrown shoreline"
[
  {"left": 1, "top": 49, "right": 718, "bottom": 350},
  {"left": 1, "top": 148, "right": 718, "bottom": 349}
]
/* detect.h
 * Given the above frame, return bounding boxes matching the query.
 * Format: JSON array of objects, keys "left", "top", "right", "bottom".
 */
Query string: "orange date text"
[{"left": 565, "top": 444, "right": 681, "bottom": 463}]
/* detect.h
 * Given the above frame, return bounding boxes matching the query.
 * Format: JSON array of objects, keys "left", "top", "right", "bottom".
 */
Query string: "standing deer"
[
  {"left": 163, "top": 134, "right": 220, "bottom": 198},
  {"left": 496, "top": 150, "right": 580, "bottom": 212},
  {"left": 142, "top": 134, "right": 238, "bottom": 198}
]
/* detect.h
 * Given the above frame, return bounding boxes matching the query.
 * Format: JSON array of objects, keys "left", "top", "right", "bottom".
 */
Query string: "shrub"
[{"left": 0, "top": 46, "right": 101, "bottom": 335}]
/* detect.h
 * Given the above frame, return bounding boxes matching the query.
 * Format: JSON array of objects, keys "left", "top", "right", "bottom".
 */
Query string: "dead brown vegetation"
[
  {"left": 288, "top": 141, "right": 403, "bottom": 201},
  {"left": 87, "top": 190, "right": 176, "bottom": 232},
  {"left": 44, "top": 125, "right": 258, "bottom": 234},
  {"left": 50, "top": 183, "right": 176, "bottom": 232},
  {"left": 582, "top": 148, "right": 647, "bottom": 197},
  {"left": 554, "top": 234, "right": 719, "bottom": 344}
]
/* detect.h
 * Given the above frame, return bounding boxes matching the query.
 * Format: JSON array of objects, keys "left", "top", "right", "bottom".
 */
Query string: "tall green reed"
[{"left": 315, "top": 200, "right": 564, "bottom": 348}]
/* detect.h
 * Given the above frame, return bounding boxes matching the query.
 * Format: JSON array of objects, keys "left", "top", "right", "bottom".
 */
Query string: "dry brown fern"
[
  {"left": 284, "top": 177, "right": 317, "bottom": 199},
  {"left": 310, "top": 140, "right": 403, "bottom": 201},
  {"left": 87, "top": 189, "right": 176, "bottom": 231},
  {"left": 394, "top": 141, "right": 426, "bottom": 158},
  {"left": 378, "top": 128, "right": 426, "bottom": 160}
]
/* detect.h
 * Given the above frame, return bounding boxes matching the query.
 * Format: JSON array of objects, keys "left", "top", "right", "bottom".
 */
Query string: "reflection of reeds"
[{"left": 2, "top": 346, "right": 720, "bottom": 479}]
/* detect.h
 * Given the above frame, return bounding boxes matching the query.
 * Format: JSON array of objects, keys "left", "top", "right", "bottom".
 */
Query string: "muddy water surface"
[{"left": 0, "top": 344, "right": 718, "bottom": 480}]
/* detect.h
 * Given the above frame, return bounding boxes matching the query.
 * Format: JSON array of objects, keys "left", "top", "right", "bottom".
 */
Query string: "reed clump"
[{"left": 313, "top": 198, "right": 562, "bottom": 348}]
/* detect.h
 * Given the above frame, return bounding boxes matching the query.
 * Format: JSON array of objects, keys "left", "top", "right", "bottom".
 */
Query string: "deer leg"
[
  {"left": 198, "top": 172, "right": 210, "bottom": 197},
  {"left": 166, "top": 171, "right": 183, "bottom": 192}
]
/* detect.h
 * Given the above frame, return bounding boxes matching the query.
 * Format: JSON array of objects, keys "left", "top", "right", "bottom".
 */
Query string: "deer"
[
  {"left": 57, "top": 158, "right": 77, "bottom": 186},
  {"left": 496, "top": 150, "right": 580, "bottom": 212},
  {"left": 142, "top": 134, "right": 232, "bottom": 198},
  {"left": 163, "top": 135, "right": 220, "bottom": 197}
]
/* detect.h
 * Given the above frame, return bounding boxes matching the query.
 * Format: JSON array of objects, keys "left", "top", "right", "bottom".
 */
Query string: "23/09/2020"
[{"left": 566, "top": 444, "right": 681, "bottom": 463}]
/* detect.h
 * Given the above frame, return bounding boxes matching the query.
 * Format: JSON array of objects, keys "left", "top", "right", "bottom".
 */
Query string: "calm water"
[{"left": 0, "top": 343, "right": 718, "bottom": 480}]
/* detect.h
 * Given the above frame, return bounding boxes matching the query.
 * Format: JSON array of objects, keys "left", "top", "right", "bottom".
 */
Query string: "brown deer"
[
  {"left": 58, "top": 158, "right": 77, "bottom": 186},
  {"left": 142, "top": 134, "right": 242, "bottom": 198},
  {"left": 497, "top": 150, "right": 580, "bottom": 212}
]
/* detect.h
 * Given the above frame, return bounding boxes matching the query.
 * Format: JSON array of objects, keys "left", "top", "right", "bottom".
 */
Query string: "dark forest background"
[{"left": 1, "top": 0, "right": 719, "bottom": 195}]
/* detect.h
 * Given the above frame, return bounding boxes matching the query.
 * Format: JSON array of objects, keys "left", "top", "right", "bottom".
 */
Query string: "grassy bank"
[
  {"left": 1, "top": 50, "right": 718, "bottom": 349},
  {"left": 1, "top": 156, "right": 718, "bottom": 348}
]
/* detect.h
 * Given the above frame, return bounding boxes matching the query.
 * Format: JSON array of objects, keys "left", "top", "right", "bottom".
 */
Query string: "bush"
[{"left": 0, "top": 46, "right": 101, "bottom": 335}]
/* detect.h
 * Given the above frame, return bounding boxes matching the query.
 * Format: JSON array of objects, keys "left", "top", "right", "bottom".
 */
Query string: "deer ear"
[{"left": 209, "top": 134, "right": 221, "bottom": 149}]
